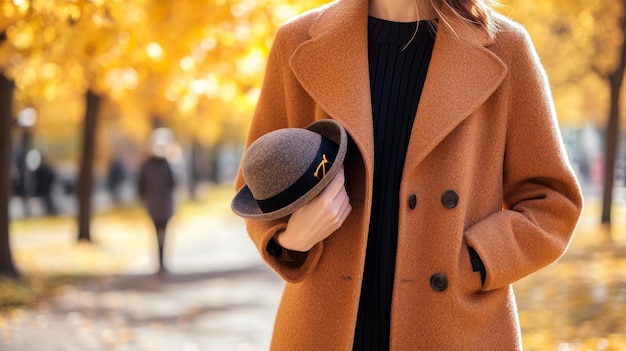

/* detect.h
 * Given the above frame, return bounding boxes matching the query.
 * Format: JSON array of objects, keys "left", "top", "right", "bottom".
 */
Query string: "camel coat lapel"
[
  {"left": 289, "top": 0, "right": 374, "bottom": 173},
  {"left": 289, "top": 0, "right": 508, "bottom": 174},
  {"left": 407, "top": 11, "right": 508, "bottom": 171}
]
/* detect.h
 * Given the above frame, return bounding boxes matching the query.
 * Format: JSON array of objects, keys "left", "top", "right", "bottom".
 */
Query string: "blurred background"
[{"left": 0, "top": 0, "right": 625, "bottom": 350}]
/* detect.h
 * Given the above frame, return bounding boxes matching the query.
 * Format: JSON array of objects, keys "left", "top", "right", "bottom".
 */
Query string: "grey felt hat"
[{"left": 232, "top": 119, "right": 347, "bottom": 221}]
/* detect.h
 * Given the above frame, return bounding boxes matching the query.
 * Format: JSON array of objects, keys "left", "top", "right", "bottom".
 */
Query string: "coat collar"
[{"left": 289, "top": 0, "right": 507, "bottom": 174}]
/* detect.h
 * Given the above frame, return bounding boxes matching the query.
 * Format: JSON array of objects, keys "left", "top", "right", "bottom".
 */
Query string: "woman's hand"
[{"left": 275, "top": 167, "right": 351, "bottom": 252}]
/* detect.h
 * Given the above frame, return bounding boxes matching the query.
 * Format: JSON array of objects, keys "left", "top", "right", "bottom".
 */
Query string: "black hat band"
[{"left": 255, "top": 136, "right": 339, "bottom": 214}]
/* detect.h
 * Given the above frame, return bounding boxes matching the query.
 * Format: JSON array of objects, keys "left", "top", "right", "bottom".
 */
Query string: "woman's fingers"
[
  {"left": 310, "top": 168, "right": 345, "bottom": 212},
  {"left": 278, "top": 167, "right": 351, "bottom": 251},
  {"left": 320, "top": 167, "right": 345, "bottom": 198},
  {"left": 333, "top": 192, "right": 352, "bottom": 231}
]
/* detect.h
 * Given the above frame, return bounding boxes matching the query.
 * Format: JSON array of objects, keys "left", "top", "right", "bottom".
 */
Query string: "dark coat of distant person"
[
  {"left": 138, "top": 156, "right": 175, "bottom": 225},
  {"left": 34, "top": 161, "right": 56, "bottom": 198}
]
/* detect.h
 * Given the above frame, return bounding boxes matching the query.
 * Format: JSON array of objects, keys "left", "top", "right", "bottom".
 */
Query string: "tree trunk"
[
  {"left": 601, "top": 7, "right": 626, "bottom": 224},
  {"left": 77, "top": 90, "right": 101, "bottom": 241},
  {"left": 602, "top": 78, "right": 622, "bottom": 224},
  {"left": 0, "top": 74, "right": 19, "bottom": 278}
]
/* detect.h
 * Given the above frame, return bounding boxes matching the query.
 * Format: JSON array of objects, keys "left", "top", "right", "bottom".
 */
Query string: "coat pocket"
[{"left": 457, "top": 239, "right": 484, "bottom": 295}]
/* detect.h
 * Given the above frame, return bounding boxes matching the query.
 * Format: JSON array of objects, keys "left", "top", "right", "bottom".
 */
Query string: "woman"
[
  {"left": 234, "top": 0, "right": 583, "bottom": 349},
  {"left": 138, "top": 141, "right": 176, "bottom": 274}
]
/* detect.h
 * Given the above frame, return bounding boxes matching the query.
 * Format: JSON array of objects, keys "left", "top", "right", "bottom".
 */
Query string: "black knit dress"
[{"left": 352, "top": 17, "right": 436, "bottom": 350}]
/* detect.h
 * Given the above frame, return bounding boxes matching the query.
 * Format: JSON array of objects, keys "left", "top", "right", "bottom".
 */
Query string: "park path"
[{"left": 1, "top": 187, "right": 284, "bottom": 351}]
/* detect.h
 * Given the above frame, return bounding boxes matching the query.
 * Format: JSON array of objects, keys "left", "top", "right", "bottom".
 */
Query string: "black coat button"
[
  {"left": 408, "top": 194, "right": 417, "bottom": 209},
  {"left": 430, "top": 273, "right": 448, "bottom": 291},
  {"left": 441, "top": 190, "right": 459, "bottom": 209}
]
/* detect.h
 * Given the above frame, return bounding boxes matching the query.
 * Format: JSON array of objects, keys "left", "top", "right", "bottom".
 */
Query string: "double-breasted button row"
[
  {"left": 441, "top": 190, "right": 459, "bottom": 208},
  {"left": 408, "top": 194, "right": 417, "bottom": 209},
  {"left": 430, "top": 273, "right": 448, "bottom": 291},
  {"left": 407, "top": 190, "right": 459, "bottom": 209}
]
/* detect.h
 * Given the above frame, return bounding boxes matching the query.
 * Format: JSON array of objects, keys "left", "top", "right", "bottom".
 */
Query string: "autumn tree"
[
  {"left": 597, "top": 1, "right": 626, "bottom": 225},
  {"left": 0, "top": 2, "right": 30, "bottom": 277},
  {"left": 0, "top": 0, "right": 325, "bottom": 252},
  {"left": 502, "top": 0, "right": 625, "bottom": 225}
]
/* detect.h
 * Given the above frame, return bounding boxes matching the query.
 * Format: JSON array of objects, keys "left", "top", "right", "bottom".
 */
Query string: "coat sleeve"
[
  {"left": 463, "top": 25, "right": 583, "bottom": 291},
  {"left": 234, "top": 26, "right": 324, "bottom": 283}
]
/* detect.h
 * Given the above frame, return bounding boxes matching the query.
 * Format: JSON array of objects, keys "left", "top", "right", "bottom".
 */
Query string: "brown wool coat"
[{"left": 234, "top": 0, "right": 584, "bottom": 349}]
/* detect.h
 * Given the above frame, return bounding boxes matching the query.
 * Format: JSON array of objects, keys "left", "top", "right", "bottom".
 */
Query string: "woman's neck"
[{"left": 369, "top": 0, "right": 440, "bottom": 22}]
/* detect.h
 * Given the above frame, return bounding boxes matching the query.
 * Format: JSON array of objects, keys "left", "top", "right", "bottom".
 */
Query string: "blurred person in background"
[
  {"left": 106, "top": 156, "right": 127, "bottom": 205},
  {"left": 34, "top": 153, "right": 57, "bottom": 215},
  {"left": 138, "top": 139, "right": 176, "bottom": 275},
  {"left": 235, "top": 0, "right": 584, "bottom": 349}
]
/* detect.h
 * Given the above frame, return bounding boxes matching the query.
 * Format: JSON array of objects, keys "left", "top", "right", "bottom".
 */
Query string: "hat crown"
[
  {"left": 232, "top": 119, "right": 347, "bottom": 221},
  {"left": 242, "top": 128, "right": 322, "bottom": 200}
]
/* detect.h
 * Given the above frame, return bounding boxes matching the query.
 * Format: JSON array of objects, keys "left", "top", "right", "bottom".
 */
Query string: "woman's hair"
[
  {"left": 435, "top": 0, "right": 500, "bottom": 37},
  {"left": 403, "top": 0, "right": 498, "bottom": 50}
]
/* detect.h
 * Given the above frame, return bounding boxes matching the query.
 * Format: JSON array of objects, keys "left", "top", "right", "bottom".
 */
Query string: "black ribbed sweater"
[{"left": 353, "top": 17, "right": 436, "bottom": 350}]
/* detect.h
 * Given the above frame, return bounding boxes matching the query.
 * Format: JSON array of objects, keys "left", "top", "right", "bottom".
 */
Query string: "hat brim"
[{"left": 231, "top": 119, "right": 348, "bottom": 221}]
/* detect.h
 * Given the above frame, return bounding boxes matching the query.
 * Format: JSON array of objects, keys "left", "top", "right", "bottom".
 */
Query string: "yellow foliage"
[
  {"left": 2, "top": 0, "right": 622, "bottom": 144},
  {"left": 501, "top": 0, "right": 626, "bottom": 127}
]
